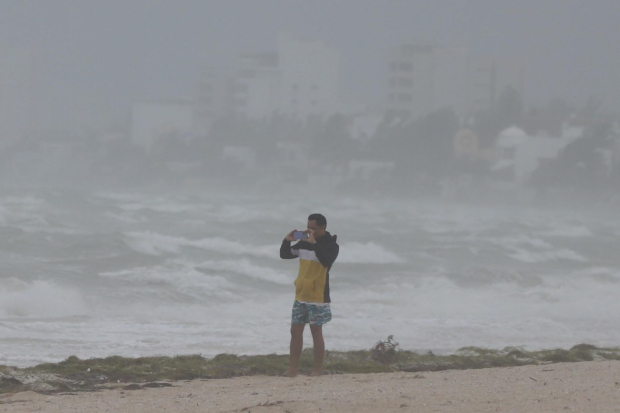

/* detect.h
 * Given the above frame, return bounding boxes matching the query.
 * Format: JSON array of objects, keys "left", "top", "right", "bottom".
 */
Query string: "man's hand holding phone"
[
  {"left": 305, "top": 228, "right": 316, "bottom": 244},
  {"left": 285, "top": 229, "right": 310, "bottom": 242},
  {"left": 285, "top": 229, "right": 297, "bottom": 242}
]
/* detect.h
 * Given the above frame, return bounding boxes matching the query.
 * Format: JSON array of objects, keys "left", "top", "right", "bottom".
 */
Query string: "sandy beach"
[{"left": 1, "top": 361, "right": 619, "bottom": 412}]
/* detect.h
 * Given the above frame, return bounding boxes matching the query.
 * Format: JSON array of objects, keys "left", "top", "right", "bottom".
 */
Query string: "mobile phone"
[{"left": 293, "top": 231, "right": 309, "bottom": 240}]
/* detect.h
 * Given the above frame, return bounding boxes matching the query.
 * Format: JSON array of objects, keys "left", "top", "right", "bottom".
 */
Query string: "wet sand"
[{"left": 1, "top": 361, "right": 619, "bottom": 412}]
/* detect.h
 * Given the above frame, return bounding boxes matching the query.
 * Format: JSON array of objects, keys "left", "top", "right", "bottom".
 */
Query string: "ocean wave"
[
  {"left": 98, "top": 263, "right": 237, "bottom": 298},
  {"left": 508, "top": 248, "right": 588, "bottom": 263},
  {"left": 103, "top": 212, "right": 145, "bottom": 224},
  {"left": 196, "top": 259, "right": 291, "bottom": 285},
  {"left": 93, "top": 192, "right": 148, "bottom": 202},
  {"left": 337, "top": 242, "right": 405, "bottom": 264},
  {"left": 206, "top": 205, "right": 292, "bottom": 224},
  {"left": 124, "top": 232, "right": 184, "bottom": 255},
  {"left": 123, "top": 231, "right": 277, "bottom": 258},
  {"left": 118, "top": 202, "right": 197, "bottom": 213},
  {"left": 579, "top": 267, "right": 620, "bottom": 283},
  {"left": 339, "top": 272, "right": 620, "bottom": 322},
  {"left": 1, "top": 195, "right": 48, "bottom": 210},
  {"left": 0, "top": 205, "right": 7, "bottom": 226},
  {"left": 0, "top": 279, "right": 88, "bottom": 318},
  {"left": 538, "top": 225, "right": 593, "bottom": 238},
  {"left": 491, "top": 234, "right": 588, "bottom": 263}
]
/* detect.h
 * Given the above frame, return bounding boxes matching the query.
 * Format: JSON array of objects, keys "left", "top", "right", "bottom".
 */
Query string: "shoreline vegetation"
[{"left": 1, "top": 338, "right": 619, "bottom": 395}]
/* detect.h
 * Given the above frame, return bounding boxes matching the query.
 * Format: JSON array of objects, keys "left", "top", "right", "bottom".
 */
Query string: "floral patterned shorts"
[{"left": 291, "top": 300, "right": 332, "bottom": 326}]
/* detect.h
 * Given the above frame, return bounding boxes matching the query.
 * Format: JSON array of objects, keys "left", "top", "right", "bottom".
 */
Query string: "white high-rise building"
[
  {"left": 196, "top": 33, "right": 341, "bottom": 122},
  {"left": 195, "top": 66, "right": 234, "bottom": 124},
  {"left": 386, "top": 44, "right": 435, "bottom": 119},
  {"left": 386, "top": 44, "right": 524, "bottom": 119},
  {"left": 232, "top": 52, "right": 281, "bottom": 120},
  {"left": 276, "top": 32, "right": 340, "bottom": 119}
]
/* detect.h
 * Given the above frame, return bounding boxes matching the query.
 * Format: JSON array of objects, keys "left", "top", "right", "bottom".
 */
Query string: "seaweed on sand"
[{"left": 1, "top": 338, "right": 618, "bottom": 394}]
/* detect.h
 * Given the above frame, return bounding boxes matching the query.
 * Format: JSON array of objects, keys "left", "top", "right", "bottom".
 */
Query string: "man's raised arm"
[{"left": 280, "top": 230, "right": 299, "bottom": 259}]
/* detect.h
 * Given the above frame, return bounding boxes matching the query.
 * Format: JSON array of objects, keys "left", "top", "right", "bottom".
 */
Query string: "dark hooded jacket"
[{"left": 280, "top": 232, "right": 339, "bottom": 303}]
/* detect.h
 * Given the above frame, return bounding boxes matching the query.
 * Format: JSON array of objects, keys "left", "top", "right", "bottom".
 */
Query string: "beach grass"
[{"left": 1, "top": 340, "right": 619, "bottom": 394}]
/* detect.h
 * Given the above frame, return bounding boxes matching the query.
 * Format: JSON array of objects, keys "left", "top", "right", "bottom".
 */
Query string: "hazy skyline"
[{"left": 2, "top": 0, "right": 620, "bottom": 132}]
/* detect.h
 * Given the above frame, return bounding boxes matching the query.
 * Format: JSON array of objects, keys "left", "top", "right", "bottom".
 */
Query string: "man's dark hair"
[{"left": 308, "top": 213, "right": 327, "bottom": 228}]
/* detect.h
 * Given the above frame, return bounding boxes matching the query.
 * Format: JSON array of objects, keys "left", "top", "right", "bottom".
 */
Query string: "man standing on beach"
[{"left": 280, "top": 213, "right": 339, "bottom": 377}]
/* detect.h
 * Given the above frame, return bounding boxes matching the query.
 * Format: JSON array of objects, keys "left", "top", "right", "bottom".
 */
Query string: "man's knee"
[
  {"left": 290, "top": 323, "right": 305, "bottom": 338},
  {"left": 309, "top": 325, "right": 323, "bottom": 338}
]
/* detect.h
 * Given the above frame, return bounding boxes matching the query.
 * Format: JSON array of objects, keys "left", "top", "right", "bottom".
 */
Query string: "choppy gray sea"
[{"left": 1, "top": 188, "right": 619, "bottom": 367}]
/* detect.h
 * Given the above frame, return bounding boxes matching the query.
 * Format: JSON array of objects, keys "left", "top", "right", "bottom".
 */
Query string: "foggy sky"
[{"left": 2, "top": 0, "right": 620, "bottom": 133}]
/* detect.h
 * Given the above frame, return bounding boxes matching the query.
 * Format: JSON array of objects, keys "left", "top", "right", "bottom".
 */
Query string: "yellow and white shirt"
[{"left": 280, "top": 232, "right": 339, "bottom": 304}]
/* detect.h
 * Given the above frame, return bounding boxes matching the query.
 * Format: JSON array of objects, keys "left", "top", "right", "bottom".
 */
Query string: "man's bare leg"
[
  {"left": 309, "top": 324, "right": 324, "bottom": 376},
  {"left": 285, "top": 323, "right": 305, "bottom": 377}
]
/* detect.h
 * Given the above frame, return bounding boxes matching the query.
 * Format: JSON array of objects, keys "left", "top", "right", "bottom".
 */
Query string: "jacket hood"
[{"left": 319, "top": 231, "right": 337, "bottom": 243}]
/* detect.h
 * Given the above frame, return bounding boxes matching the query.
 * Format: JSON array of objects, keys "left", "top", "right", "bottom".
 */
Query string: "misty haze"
[{"left": 0, "top": 0, "right": 619, "bottom": 394}]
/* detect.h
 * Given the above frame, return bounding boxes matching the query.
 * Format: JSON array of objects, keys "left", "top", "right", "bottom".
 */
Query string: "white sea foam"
[
  {"left": 326, "top": 273, "right": 620, "bottom": 353},
  {"left": 93, "top": 192, "right": 148, "bottom": 202},
  {"left": 539, "top": 225, "right": 593, "bottom": 238},
  {"left": 580, "top": 267, "right": 619, "bottom": 277},
  {"left": 418, "top": 207, "right": 505, "bottom": 235},
  {"left": 492, "top": 234, "right": 588, "bottom": 263},
  {"left": 3, "top": 189, "right": 620, "bottom": 367},
  {"left": 2, "top": 195, "right": 48, "bottom": 210},
  {"left": 0, "top": 205, "right": 7, "bottom": 226},
  {"left": 18, "top": 223, "right": 88, "bottom": 235},
  {"left": 0, "top": 279, "right": 88, "bottom": 318},
  {"left": 577, "top": 267, "right": 620, "bottom": 282},
  {"left": 347, "top": 273, "right": 620, "bottom": 325},
  {"left": 337, "top": 242, "right": 405, "bottom": 264},
  {"left": 124, "top": 232, "right": 184, "bottom": 255},
  {"left": 490, "top": 234, "right": 551, "bottom": 249},
  {"left": 124, "top": 231, "right": 278, "bottom": 258},
  {"left": 508, "top": 248, "right": 588, "bottom": 263},
  {"left": 4, "top": 267, "right": 620, "bottom": 366},
  {"left": 125, "top": 230, "right": 403, "bottom": 265},
  {"left": 99, "top": 262, "right": 237, "bottom": 299},
  {"left": 119, "top": 202, "right": 197, "bottom": 213},
  {"left": 103, "top": 212, "right": 145, "bottom": 224},
  {"left": 206, "top": 205, "right": 292, "bottom": 223},
  {"left": 196, "top": 259, "right": 291, "bottom": 285}
]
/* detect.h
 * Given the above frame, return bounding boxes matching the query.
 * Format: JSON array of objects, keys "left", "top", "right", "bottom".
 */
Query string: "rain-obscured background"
[{"left": 1, "top": 1, "right": 619, "bottom": 367}]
